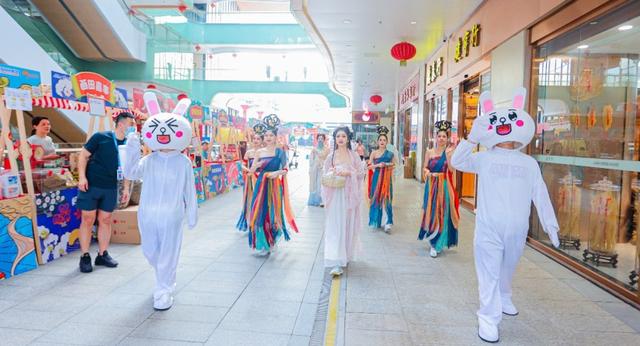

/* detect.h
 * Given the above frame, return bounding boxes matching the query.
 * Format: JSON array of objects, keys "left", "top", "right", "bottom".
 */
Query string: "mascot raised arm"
[{"left": 450, "top": 87, "right": 559, "bottom": 343}]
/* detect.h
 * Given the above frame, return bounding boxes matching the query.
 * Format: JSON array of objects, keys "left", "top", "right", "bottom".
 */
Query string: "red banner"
[{"left": 72, "top": 72, "right": 114, "bottom": 102}]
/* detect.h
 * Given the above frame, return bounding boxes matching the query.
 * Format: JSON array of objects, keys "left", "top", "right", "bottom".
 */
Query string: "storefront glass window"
[{"left": 531, "top": 2, "right": 640, "bottom": 291}]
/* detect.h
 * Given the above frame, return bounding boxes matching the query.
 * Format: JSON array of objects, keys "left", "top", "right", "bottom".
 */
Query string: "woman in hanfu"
[
  {"left": 367, "top": 126, "right": 396, "bottom": 233},
  {"left": 308, "top": 133, "right": 329, "bottom": 207},
  {"left": 247, "top": 114, "right": 298, "bottom": 255},
  {"left": 236, "top": 124, "right": 265, "bottom": 231},
  {"left": 418, "top": 120, "right": 460, "bottom": 258},
  {"left": 322, "top": 127, "right": 365, "bottom": 276}
]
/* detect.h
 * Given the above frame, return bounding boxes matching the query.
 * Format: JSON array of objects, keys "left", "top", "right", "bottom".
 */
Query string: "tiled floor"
[{"left": 1, "top": 163, "right": 639, "bottom": 345}]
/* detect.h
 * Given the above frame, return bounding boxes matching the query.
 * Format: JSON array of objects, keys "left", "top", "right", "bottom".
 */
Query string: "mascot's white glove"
[
  {"left": 467, "top": 115, "right": 493, "bottom": 144},
  {"left": 127, "top": 132, "right": 141, "bottom": 150},
  {"left": 548, "top": 228, "right": 560, "bottom": 248}
]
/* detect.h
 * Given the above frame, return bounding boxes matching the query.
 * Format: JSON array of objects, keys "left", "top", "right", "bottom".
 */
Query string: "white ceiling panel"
[{"left": 292, "top": 0, "right": 483, "bottom": 111}]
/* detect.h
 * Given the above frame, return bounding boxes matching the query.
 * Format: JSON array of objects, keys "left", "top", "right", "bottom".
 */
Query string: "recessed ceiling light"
[
  {"left": 345, "top": 44, "right": 352, "bottom": 47},
  {"left": 618, "top": 25, "right": 633, "bottom": 31},
  {"left": 410, "top": 21, "right": 417, "bottom": 25},
  {"left": 343, "top": 19, "right": 352, "bottom": 24},
  {"left": 346, "top": 61, "right": 353, "bottom": 63},
  {"left": 577, "top": 44, "right": 589, "bottom": 49}
]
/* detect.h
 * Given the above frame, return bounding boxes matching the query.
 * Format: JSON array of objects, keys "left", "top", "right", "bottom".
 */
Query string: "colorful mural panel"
[
  {"left": 35, "top": 188, "right": 81, "bottom": 263},
  {"left": 0, "top": 196, "right": 38, "bottom": 279}
]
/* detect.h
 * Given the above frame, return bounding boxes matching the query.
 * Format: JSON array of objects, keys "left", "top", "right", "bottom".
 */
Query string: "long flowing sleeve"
[
  {"left": 321, "top": 153, "right": 334, "bottom": 205},
  {"left": 124, "top": 134, "right": 145, "bottom": 180},
  {"left": 345, "top": 150, "right": 365, "bottom": 210},
  {"left": 450, "top": 140, "right": 479, "bottom": 173},
  {"left": 532, "top": 167, "right": 559, "bottom": 235},
  {"left": 184, "top": 158, "right": 198, "bottom": 229}
]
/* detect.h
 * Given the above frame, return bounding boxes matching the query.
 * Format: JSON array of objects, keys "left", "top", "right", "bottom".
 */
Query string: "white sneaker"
[
  {"left": 502, "top": 300, "right": 519, "bottom": 316},
  {"left": 330, "top": 266, "right": 343, "bottom": 276},
  {"left": 429, "top": 247, "right": 438, "bottom": 258},
  {"left": 153, "top": 293, "right": 174, "bottom": 311},
  {"left": 478, "top": 319, "right": 499, "bottom": 343},
  {"left": 383, "top": 224, "right": 392, "bottom": 233},
  {"left": 254, "top": 249, "right": 270, "bottom": 257}
]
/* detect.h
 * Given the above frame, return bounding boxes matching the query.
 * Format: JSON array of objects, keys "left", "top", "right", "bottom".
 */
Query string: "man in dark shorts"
[{"left": 77, "top": 112, "right": 135, "bottom": 273}]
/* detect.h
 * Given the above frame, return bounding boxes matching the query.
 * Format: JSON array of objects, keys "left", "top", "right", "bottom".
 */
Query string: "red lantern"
[
  {"left": 147, "top": 84, "right": 156, "bottom": 90},
  {"left": 390, "top": 42, "right": 417, "bottom": 66},
  {"left": 194, "top": 44, "right": 201, "bottom": 52},
  {"left": 177, "top": 93, "right": 188, "bottom": 100},
  {"left": 177, "top": 3, "right": 187, "bottom": 13},
  {"left": 370, "top": 95, "right": 382, "bottom": 105}
]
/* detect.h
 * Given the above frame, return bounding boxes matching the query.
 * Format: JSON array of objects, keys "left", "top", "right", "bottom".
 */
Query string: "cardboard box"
[{"left": 110, "top": 206, "right": 140, "bottom": 244}]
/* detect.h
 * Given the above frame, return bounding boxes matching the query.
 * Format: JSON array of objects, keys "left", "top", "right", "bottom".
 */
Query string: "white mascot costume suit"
[
  {"left": 450, "top": 87, "right": 559, "bottom": 343},
  {"left": 124, "top": 92, "right": 198, "bottom": 311}
]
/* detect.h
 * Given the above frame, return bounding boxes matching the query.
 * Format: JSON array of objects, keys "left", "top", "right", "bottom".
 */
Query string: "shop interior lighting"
[
  {"left": 343, "top": 19, "right": 352, "bottom": 24},
  {"left": 410, "top": 21, "right": 417, "bottom": 25},
  {"left": 618, "top": 25, "right": 633, "bottom": 31},
  {"left": 577, "top": 44, "right": 589, "bottom": 49}
]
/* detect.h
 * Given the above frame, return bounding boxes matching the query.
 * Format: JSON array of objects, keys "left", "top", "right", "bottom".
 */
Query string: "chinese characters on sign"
[
  {"left": 71, "top": 72, "right": 115, "bottom": 103},
  {"left": 454, "top": 24, "right": 481, "bottom": 63},
  {"left": 426, "top": 57, "right": 444, "bottom": 85},
  {"left": 399, "top": 74, "right": 420, "bottom": 110}
]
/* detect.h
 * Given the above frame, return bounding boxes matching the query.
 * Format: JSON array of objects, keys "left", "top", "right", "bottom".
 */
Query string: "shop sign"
[
  {"left": 399, "top": 74, "right": 420, "bottom": 110},
  {"left": 0, "top": 63, "right": 41, "bottom": 97},
  {"left": 426, "top": 57, "right": 444, "bottom": 85},
  {"left": 132, "top": 88, "right": 145, "bottom": 113},
  {"left": 190, "top": 105, "right": 204, "bottom": 120},
  {"left": 454, "top": 24, "right": 481, "bottom": 63},
  {"left": 51, "top": 71, "right": 77, "bottom": 101},
  {"left": 352, "top": 111, "right": 381, "bottom": 124},
  {"left": 3, "top": 87, "right": 32, "bottom": 111},
  {"left": 72, "top": 72, "right": 114, "bottom": 103}
]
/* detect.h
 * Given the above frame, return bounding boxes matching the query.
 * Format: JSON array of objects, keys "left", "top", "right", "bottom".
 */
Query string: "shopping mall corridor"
[{"left": 1, "top": 163, "right": 640, "bottom": 346}]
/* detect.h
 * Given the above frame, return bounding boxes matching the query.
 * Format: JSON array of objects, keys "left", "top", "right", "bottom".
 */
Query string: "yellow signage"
[
  {"left": 426, "top": 57, "right": 444, "bottom": 85},
  {"left": 454, "top": 24, "right": 481, "bottom": 63}
]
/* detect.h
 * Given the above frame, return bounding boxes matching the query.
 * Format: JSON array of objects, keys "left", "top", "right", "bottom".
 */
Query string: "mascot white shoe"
[
  {"left": 124, "top": 92, "right": 198, "bottom": 311},
  {"left": 451, "top": 87, "right": 560, "bottom": 343}
]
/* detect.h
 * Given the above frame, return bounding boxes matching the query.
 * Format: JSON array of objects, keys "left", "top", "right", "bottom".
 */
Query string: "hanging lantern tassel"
[{"left": 390, "top": 42, "right": 417, "bottom": 67}]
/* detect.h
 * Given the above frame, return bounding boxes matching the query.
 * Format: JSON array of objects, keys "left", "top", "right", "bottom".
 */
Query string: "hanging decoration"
[
  {"left": 178, "top": 3, "right": 188, "bottom": 13},
  {"left": 390, "top": 42, "right": 417, "bottom": 66},
  {"left": 195, "top": 44, "right": 202, "bottom": 52},
  {"left": 370, "top": 95, "right": 382, "bottom": 105},
  {"left": 177, "top": 93, "right": 188, "bottom": 101},
  {"left": 147, "top": 84, "right": 156, "bottom": 90},
  {"left": 587, "top": 106, "right": 597, "bottom": 129}
]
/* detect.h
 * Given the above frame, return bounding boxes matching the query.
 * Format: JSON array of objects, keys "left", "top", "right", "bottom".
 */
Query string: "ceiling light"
[
  {"left": 618, "top": 25, "right": 633, "bottom": 31},
  {"left": 577, "top": 44, "right": 589, "bottom": 49},
  {"left": 410, "top": 21, "right": 417, "bottom": 25},
  {"left": 343, "top": 19, "right": 352, "bottom": 24},
  {"left": 346, "top": 61, "right": 353, "bottom": 64}
]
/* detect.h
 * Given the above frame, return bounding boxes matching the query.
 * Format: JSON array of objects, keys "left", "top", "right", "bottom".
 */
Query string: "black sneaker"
[
  {"left": 79, "top": 253, "right": 93, "bottom": 273},
  {"left": 95, "top": 250, "right": 119, "bottom": 268}
]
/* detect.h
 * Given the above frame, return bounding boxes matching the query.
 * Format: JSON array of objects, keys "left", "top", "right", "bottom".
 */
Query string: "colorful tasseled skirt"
[
  {"left": 368, "top": 166, "right": 393, "bottom": 228},
  {"left": 248, "top": 173, "right": 299, "bottom": 250},
  {"left": 236, "top": 171, "right": 256, "bottom": 232},
  {"left": 418, "top": 172, "right": 459, "bottom": 251}
]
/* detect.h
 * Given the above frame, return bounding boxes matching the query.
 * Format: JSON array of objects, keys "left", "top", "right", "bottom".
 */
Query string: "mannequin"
[
  {"left": 451, "top": 87, "right": 559, "bottom": 343},
  {"left": 124, "top": 92, "right": 198, "bottom": 311}
]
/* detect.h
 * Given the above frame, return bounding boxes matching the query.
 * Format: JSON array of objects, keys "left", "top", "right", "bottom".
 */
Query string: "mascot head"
[
  {"left": 142, "top": 92, "right": 192, "bottom": 151},
  {"left": 478, "top": 87, "right": 535, "bottom": 150}
]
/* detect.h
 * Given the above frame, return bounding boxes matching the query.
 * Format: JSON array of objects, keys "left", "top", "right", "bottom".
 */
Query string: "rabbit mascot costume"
[
  {"left": 124, "top": 92, "right": 198, "bottom": 311},
  {"left": 451, "top": 87, "right": 559, "bottom": 343}
]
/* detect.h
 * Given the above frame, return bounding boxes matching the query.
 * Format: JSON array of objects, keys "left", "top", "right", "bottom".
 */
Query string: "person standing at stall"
[
  {"left": 76, "top": 112, "right": 136, "bottom": 273},
  {"left": 28, "top": 117, "right": 59, "bottom": 160}
]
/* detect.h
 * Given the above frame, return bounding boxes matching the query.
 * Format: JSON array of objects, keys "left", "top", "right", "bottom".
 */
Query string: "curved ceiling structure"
[{"left": 292, "top": 0, "right": 483, "bottom": 112}]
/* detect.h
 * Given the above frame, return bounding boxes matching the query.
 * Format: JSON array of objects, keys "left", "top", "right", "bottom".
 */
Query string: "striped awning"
[{"left": 32, "top": 96, "right": 89, "bottom": 112}]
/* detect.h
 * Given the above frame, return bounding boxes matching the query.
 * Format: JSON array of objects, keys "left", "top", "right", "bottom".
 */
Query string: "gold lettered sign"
[
  {"left": 454, "top": 24, "right": 481, "bottom": 63},
  {"left": 426, "top": 57, "right": 444, "bottom": 85}
]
